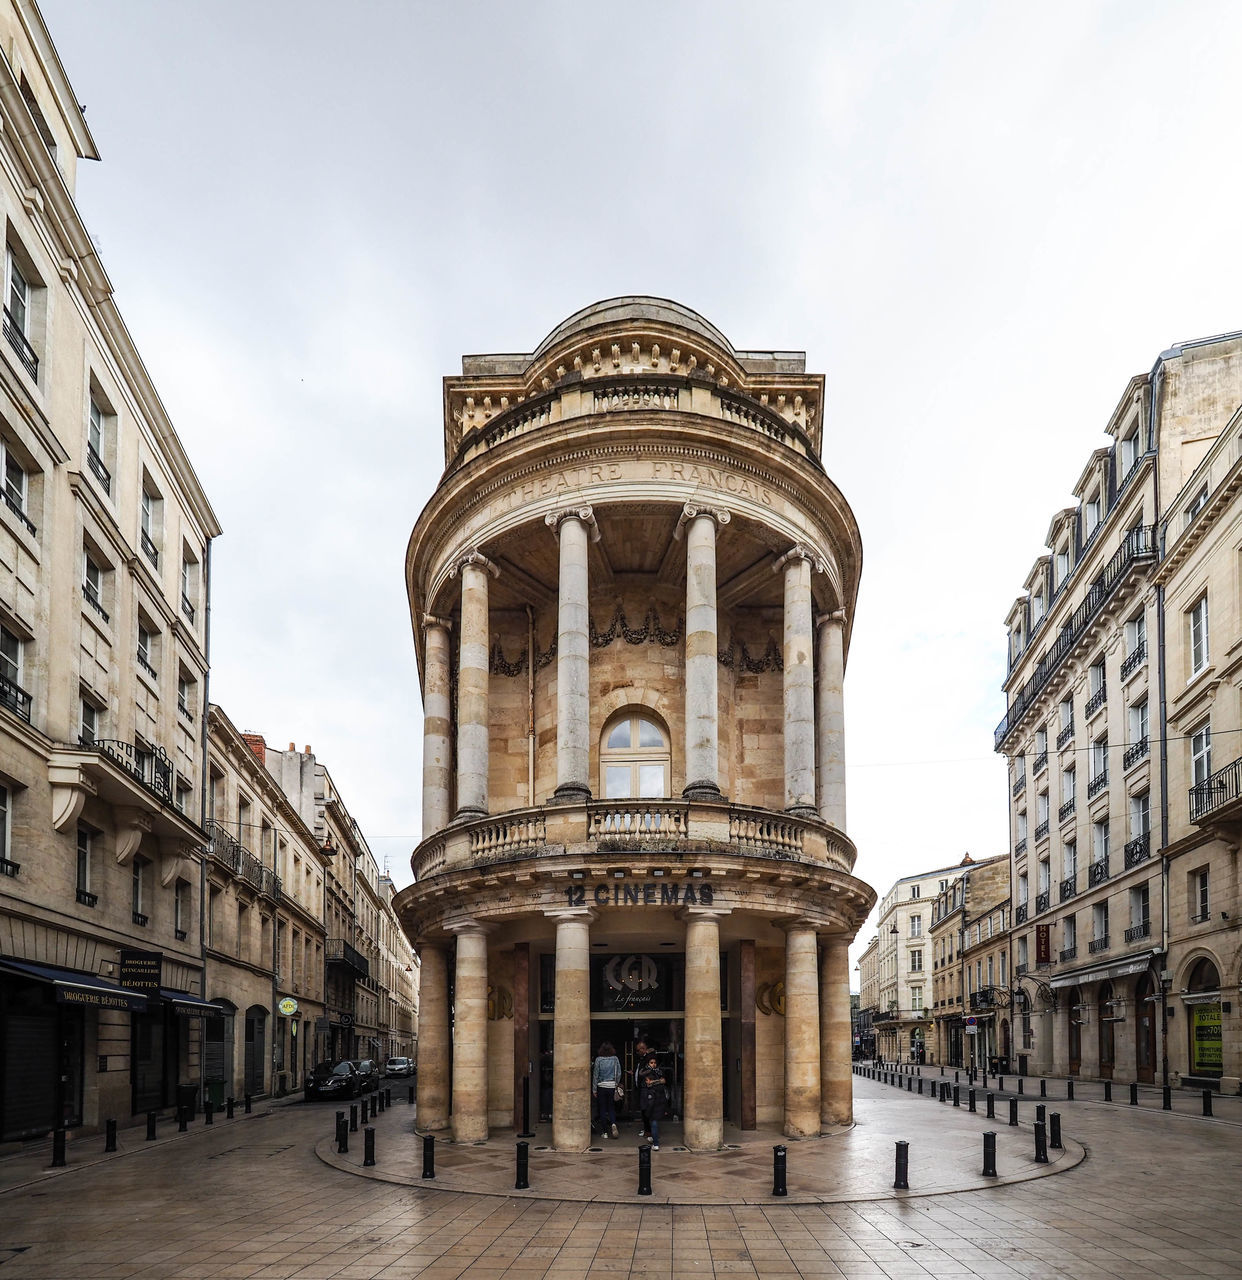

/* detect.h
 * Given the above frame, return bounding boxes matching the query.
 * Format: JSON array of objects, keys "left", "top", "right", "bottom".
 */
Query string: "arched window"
[{"left": 600, "top": 711, "right": 670, "bottom": 799}]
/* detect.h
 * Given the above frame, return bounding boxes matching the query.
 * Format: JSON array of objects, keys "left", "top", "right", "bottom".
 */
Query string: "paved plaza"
[{"left": 0, "top": 1071, "right": 1239, "bottom": 1278}]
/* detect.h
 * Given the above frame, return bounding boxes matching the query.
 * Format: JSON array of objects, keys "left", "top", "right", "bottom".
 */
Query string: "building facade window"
[
  {"left": 909, "top": 914, "right": 922, "bottom": 938},
  {"left": 175, "top": 878, "right": 191, "bottom": 940},
  {"left": 80, "top": 698, "right": 98, "bottom": 744},
  {"left": 132, "top": 856, "right": 149, "bottom": 925},
  {"left": 600, "top": 711, "right": 670, "bottom": 798},
  {"left": 1190, "top": 595, "right": 1209, "bottom": 676},
  {"left": 1190, "top": 867, "right": 1209, "bottom": 923},
  {"left": 1191, "top": 720, "right": 1212, "bottom": 788},
  {"left": 1093, "top": 817, "right": 1110, "bottom": 865},
  {"left": 75, "top": 826, "right": 95, "bottom": 904}
]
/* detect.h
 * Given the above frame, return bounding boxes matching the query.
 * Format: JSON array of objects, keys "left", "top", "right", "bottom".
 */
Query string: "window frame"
[
  {"left": 599, "top": 709, "right": 671, "bottom": 800},
  {"left": 1190, "top": 595, "right": 1209, "bottom": 677}
]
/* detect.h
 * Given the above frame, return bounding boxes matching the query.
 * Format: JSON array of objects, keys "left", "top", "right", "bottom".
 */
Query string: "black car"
[
  {"left": 351, "top": 1059, "right": 380, "bottom": 1090},
  {"left": 304, "top": 1060, "right": 361, "bottom": 1100}
]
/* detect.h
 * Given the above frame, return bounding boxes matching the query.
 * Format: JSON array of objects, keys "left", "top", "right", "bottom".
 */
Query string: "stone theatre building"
[{"left": 396, "top": 298, "right": 875, "bottom": 1150}]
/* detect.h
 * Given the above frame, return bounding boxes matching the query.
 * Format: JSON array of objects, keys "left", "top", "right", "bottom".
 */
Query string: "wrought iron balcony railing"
[
  {"left": 1123, "top": 737, "right": 1149, "bottom": 769},
  {"left": 181, "top": 593, "right": 196, "bottom": 624},
  {"left": 1088, "top": 858, "right": 1110, "bottom": 887},
  {"left": 204, "top": 819, "right": 280, "bottom": 898},
  {"left": 1059, "top": 797, "right": 1076, "bottom": 822},
  {"left": 1190, "top": 756, "right": 1242, "bottom": 823},
  {"left": 1015, "top": 838, "right": 1027, "bottom": 856},
  {"left": 0, "top": 672, "right": 32, "bottom": 723},
  {"left": 87, "top": 443, "right": 111, "bottom": 494},
  {"left": 1060, "top": 875, "right": 1078, "bottom": 902},
  {"left": 3, "top": 489, "right": 35, "bottom": 536},
  {"left": 1060, "top": 945, "right": 1077, "bottom": 961},
  {"left": 1120, "top": 640, "right": 1147, "bottom": 680},
  {"left": 1056, "top": 721, "right": 1075, "bottom": 750},
  {"left": 140, "top": 529, "right": 159, "bottom": 568},
  {"left": 1012, "top": 773, "right": 1026, "bottom": 797},
  {"left": 3, "top": 307, "right": 37, "bottom": 380},
  {"left": 1015, "top": 903, "right": 1029, "bottom": 924},
  {"left": 326, "top": 937, "right": 370, "bottom": 978},
  {"left": 1124, "top": 833, "right": 1151, "bottom": 868},
  {"left": 1033, "top": 751, "right": 1048, "bottom": 776},
  {"left": 1088, "top": 769, "right": 1109, "bottom": 799},
  {"left": 87, "top": 738, "right": 174, "bottom": 806},
  {"left": 1085, "top": 684, "right": 1107, "bottom": 718},
  {"left": 1124, "top": 921, "right": 1151, "bottom": 943},
  {"left": 1036, "top": 890, "right": 1051, "bottom": 914},
  {"left": 83, "top": 584, "right": 109, "bottom": 624},
  {"left": 1088, "top": 935, "right": 1110, "bottom": 953},
  {"left": 137, "top": 652, "right": 158, "bottom": 681},
  {"left": 1035, "top": 820, "right": 1049, "bottom": 842}
]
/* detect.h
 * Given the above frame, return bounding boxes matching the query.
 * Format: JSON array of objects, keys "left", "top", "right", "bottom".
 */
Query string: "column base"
[
  {"left": 550, "top": 783, "right": 592, "bottom": 805},
  {"left": 682, "top": 780, "right": 724, "bottom": 802},
  {"left": 784, "top": 803, "right": 818, "bottom": 818},
  {"left": 453, "top": 806, "right": 488, "bottom": 822}
]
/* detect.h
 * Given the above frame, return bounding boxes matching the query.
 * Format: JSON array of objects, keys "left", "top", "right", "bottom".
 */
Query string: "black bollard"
[
  {"left": 518, "top": 1076, "right": 534, "bottom": 1136},
  {"left": 51, "top": 1128, "right": 66, "bottom": 1168},
  {"left": 515, "top": 1140, "right": 530, "bottom": 1190},
  {"left": 982, "top": 1130, "right": 997, "bottom": 1178},
  {"left": 1130, "top": 1082, "right": 1138, "bottom": 1106},
  {"left": 955, "top": 1070, "right": 960, "bottom": 1084},
  {"left": 1203, "top": 1089, "right": 1213, "bottom": 1117},
  {"left": 893, "top": 1140, "right": 909, "bottom": 1190},
  {"left": 244, "top": 1094, "right": 252, "bottom": 1114},
  {"left": 1040, "top": 1078, "right": 1046, "bottom": 1098},
  {"left": 178, "top": 1106, "right": 188, "bottom": 1134},
  {"left": 336, "top": 1116, "right": 348, "bottom": 1154},
  {"left": 1008, "top": 1098, "right": 1018, "bottom": 1127},
  {"left": 940, "top": 1065, "right": 945, "bottom": 1076},
  {"left": 363, "top": 1127, "right": 376, "bottom": 1167},
  {"left": 1104, "top": 1081, "right": 1112, "bottom": 1102},
  {"left": 953, "top": 1085, "right": 960, "bottom": 1108},
  {"left": 226, "top": 1097, "right": 235, "bottom": 1120},
  {"left": 1049, "top": 1112, "right": 1062, "bottom": 1149},
  {"left": 336, "top": 1109, "right": 346, "bottom": 1138},
  {"left": 146, "top": 1111, "right": 157, "bottom": 1141},
  {"left": 771, "top": 1145, "right": 787, "bottom": 1197},
  {"left": 1034, "top": 1120, "right": 1048, "bottom": 1164},
  {"left": 350, "top": 1104, "right": 358, "bottom": 1133},
  {"left": 204, "top": 1099, "right": 214, "bottom": 1126},
  {"left": 997, "top": 1075, "right": 1005, "bottom": 1093},
  {"left": 639, "top": 1144, "right": 654, "bottom": 1196},
  {"left": 986, "top": 1092, "right": 996, "bottom": 1120},
  {"left": 968, "top": 1088, "right": 977, "bottom": 1113},
  {"left": 1017, "top": 1078, "right": 1024, "bottom": 1095},
  {"left": 1036, "top": 1103, "right": 1046, "bottom": 1125},
  {"left": 1163, "top": 1086, "right": 1172, "bottom": 1111},
  {"left": 906, "top": 1077, "right": 912, "bottom": 1092},
  {"left": 981, "top": 1072, "right": 988, "bottom": 1091},
  {"left": 1066, "top": 1079, "right": 1074, "bottom": 1101},
  {"left": 105, "top": 1119, "right": 117, "bottom": 1152},
  {"left": 409, "top": 1085, "right": 415, "bottom": 1106},
  {"left": 378, "top": 1090, "right": 386, "bottom": 1114},
  {"left": 421, "top": 1133, "right": 435, "bottom": 1179},
  {"left": 917, "top": 1078, "right": 924, "bottom": 1095}
]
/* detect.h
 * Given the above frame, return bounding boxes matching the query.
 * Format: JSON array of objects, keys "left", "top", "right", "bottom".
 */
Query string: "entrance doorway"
[
  {"left": 1135, "top": 973, "right": 1156, "bottom": 1082},
  {"left": 1067, "top": 987, "right": 1082, "bottom": 1076}
]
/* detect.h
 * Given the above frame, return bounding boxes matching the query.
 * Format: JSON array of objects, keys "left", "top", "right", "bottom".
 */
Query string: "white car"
[{"left": 385, "top": 1057, "right": 414, "bottom": 1078}]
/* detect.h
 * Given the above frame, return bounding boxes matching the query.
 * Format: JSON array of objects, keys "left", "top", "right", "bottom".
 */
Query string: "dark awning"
[
  {"left": 0, "top": 959, "right": 149, "bottom": 1011},
  {"left": 160, "top": 988, "right": 224, "bottom": 1017}
]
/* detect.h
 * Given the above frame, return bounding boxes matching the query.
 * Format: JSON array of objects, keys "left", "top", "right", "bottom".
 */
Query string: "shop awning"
[
  {"left": 160, "top": 989, "right": 224, "bottom": 1017},
  {"left": 1048, "top": 948, "right": 1161, "bottom": 990},
  {"left": 0, "top": 959, "right": 149, "bottom": 1011}
]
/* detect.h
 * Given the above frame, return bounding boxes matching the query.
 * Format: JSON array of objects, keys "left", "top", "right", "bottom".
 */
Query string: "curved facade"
[{"left": 395, "top": 297, "right": 875, "bottom": 1150}]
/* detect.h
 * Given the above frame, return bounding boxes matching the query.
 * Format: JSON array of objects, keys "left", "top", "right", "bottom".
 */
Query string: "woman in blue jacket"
[{"left": 591, "top": 1041, "right": 622, "bottom": 1138}]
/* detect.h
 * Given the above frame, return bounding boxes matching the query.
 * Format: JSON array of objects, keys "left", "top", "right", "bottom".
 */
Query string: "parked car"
[
  {"left": 304, "top": 1060, "right": 361, "bottom": 1100},
  {"left": 385, "top": 1057, "right": 414, "bottom": 1079},
  {"left": 351, "top": 1059, "right": 381, "bottom": 1090}
]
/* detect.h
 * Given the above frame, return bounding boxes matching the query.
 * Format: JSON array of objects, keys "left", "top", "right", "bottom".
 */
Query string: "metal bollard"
[
  {"left": 105, "top": 1119, "right": 117, "bottom": 1152},
  {"left": 986, "top": 1092, "right": 996, "bottom": 1120},
  {"left": 1017, "top": 1078, "right": 1024, "bottom": 1095},
  {"left": 1040, "top": 1078, "right": 1047, "bottom": 1098},
  {"left": 1066, "top": 1080, "right": 1074, "bottom": 1101},
  {"left": 178, "top": 1106, "right": 188, "bottom": 1134},
  {"left": 204, "top": 1099, "right": 214, "bottom": 1126},
  {"left": 51, "top": 1128, "right": 66, "bottom": 1168},
  {"left": 378, "top": 1090, "right": 386, "bottom": 1114},
  {"left": 336, "top": 1109, "right": 346, "bottom": 1137},
  {"left": 1035, "top": 1103, "right": 1046, "bottom": 1126},
  {"left": 917, "top": 1078, "right": 924, "bottom": 1095},
  {"left": 771, "top": 1144, "right": 787, "bottom": 1197},
  {"left": 369, "top": 1094, "right": 377, "bottom": 1120},
  {"left": 363, "top": 1127, "right": 376, "bottom": 1167},
  {"left": 639, "top": 1144, "right": 654, "bottom": 1196},
  {"left": 968, "top": 1088, "right": 976, "bottom": 1113},
  {"left": 146, "top": 1111, "right": 157, "bottom": 1141},
  {"left": 1163, "top": 1086, "right": 1172, "bottom": 1111},
  {"left": 1104, "top": 1081, "right": 1112, "bottom": 1102},
  {"left": 350, "top": 1104, "right": 359, "bottom": 1133},
  {"left": 953, "top": 1085, "right": 960, "bottom": 1108},
  {"left": 226, "top": 1097, "right": 235, "bottom": 1120},
  {"left": 336, "top": 1115, "right": 348, "bottom": 1154},
  {"left": 1008, "top": 1098, "right": 1018, "bottom": 1127},
  {"left": 1203, "top": 1089, "right": 1213, "bottom": 1117},
  {"left": 1034, "top": 1120, "right": 1048, "bottom": 1164},
  {"left": 244, "top": 1094, "right": 252, "bottom": 1114},
  {"left": 955, "top": 1070, "right": 960, "bottom": 1084},
  {"left": 997, "top": 1076, "right": 1005, "bottom": 1093},
  {"left": 940, "top": 1066, "right": 945, "bottom": 1076},
  {"left": 982, "top": 1131, "right": 997, "bottom": 1178},
  {"left": 1130, "top": 1082, "right": 1138, "bottom": 1106},
  {"left": 515, "top": 1140, "right": 530, "bottom": 1189},
  {"left": 1049, "top": 1112, "right": 1062, "bottom": 1149},
  {"left": 893, "top": 1140, "right": 909, "bottom": 1190},
  {"left": 421, "top": 1133, "right": 435, "bottom": 1179},
  {"left": 906, "top": 1077, "right": 912, "bottom": 1092}
]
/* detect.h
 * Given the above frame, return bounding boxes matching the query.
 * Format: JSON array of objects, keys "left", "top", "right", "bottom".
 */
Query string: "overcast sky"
[{"left": 40, "top": 1, "right": 1242, "bottom": 979}]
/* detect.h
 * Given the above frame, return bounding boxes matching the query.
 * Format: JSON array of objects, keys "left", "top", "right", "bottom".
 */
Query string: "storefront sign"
[
  {"left": 118, "top": 950, "right": 162, "bottom": 995},
  {"left": 591, "top": 954, "right": 677, "bottom": 1011},
  {"left": 278, "top": 997, "right": 299, "bottom": 1016},
  {"left": 564, "top": 880, "right": 714, "bottom": 909},
  {"left": 1191, "top": 1003, "right": 1222, "bottom": 1073}
]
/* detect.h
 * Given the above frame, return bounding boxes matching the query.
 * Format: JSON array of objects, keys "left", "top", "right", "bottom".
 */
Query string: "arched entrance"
[
  {"left": 1134, "top": 973, "right": 1157, "bottom": 1083},
  {"left": 244, "top": 1006, "right": 267, "bottom": 1097},
  {"left": 1185, "top": 958, "right": 1222, "bottom": 1083},
  {"left": 204, "top": 1000, "right": 236, "bottom": 1103},
  {"left": 1067, "top": 987, "right": 1082, "bottom": 1076},
  {"left": 1097, "top": 981, "right": 1115, "bottom": 1079}
]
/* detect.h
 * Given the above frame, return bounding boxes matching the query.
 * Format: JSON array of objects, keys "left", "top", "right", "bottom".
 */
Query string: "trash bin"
[
  {"left": 176, "top": 1082, "right": 198, "bottom": 1119},
  {"left": 206, "top": 1078, "right": 226, "bottom": 1108}
]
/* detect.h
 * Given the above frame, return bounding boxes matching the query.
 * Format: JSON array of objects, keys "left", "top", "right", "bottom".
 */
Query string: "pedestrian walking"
[
  {"left": 638, "top": 1054, "right": 668, "bottom": 1150},
  {"left": 633, "top": 1039, "right": 650, "bottom": 1135},
  {"left": 592, "top": 1041, "right": 622, "bottom": 1139}
]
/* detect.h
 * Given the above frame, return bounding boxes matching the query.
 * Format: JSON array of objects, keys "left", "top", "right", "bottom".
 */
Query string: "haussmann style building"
[{"left": 396, "top": 298, "right": 876, "bottom": 1151}]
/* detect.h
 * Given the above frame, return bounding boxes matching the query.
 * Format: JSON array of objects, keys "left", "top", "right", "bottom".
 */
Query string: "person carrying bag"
[{"left": 591, "top": 1041, "right": 622, "bottom": 1139}]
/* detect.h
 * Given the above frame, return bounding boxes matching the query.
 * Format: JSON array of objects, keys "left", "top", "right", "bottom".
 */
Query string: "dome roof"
[{"left": 531, "top": 296, "right": 736, "bottom": 361}]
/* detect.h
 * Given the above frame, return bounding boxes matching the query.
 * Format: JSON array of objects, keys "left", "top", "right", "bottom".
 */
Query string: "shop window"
[
  {"left": 600, "top": 710, "right": 669, "bottom": 799},
  {"left": 1186, "top": 958, "right": 1222, "bottom": 1078}
]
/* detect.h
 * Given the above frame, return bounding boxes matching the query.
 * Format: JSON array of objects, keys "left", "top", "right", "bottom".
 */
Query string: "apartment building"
[
  {"left": 928, "top": 854, "right": 1009, "bottom": 1070},
  {"left": 998, "top": 332, "right": 1242, "bottom": 1090}
]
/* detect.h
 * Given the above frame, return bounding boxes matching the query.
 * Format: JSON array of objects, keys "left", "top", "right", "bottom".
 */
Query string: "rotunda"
[{"left": 395, "top": 297, "right": 876, "bottom": 1151}]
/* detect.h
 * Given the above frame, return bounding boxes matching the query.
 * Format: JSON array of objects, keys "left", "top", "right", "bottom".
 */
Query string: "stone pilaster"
[
  {"left": 776, "top": 546, "right": 821, "bottom": 814},
  {"left": 783, "top": 922, "right": 821, "bottom": 1138},
  {"left": 816, "top": 610, "right": 847, "bottom": 829},
  {"left": 421, "top": 617, "right": 452, "bottom": 837},
  {"left": 546, "top": 507, "right": 598, "bottom": 804},
  {"left": 548, "top": 908, "right": 594, "bottom": 1151},
  {"left": 453, "top": 552, "right": 497, "bottom": 818},
  {"left": 449, "top": 924, "right": 490, "bottom": 1143},
  {"left": 682, "top": 906, "right": 730, "bottom": 1150},
  {"left": 680, "top": 504, "right": 729, "bottom": 800},
  {"left": 819, "top": 934, "right": 852, "bottom": 1125},
  {"left": 415, "top": 943, "right": 450, "bottom": 1132}
]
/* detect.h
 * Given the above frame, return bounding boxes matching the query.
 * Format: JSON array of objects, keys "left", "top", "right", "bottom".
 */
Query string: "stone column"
[
  {"left": 682, "top": 907, "right": 730, "bottom": 1150},
  {"left": 415, "top": 943, "right": 450, "bottom": 1132},
  {"left": 777, "top": 547, "right": 818, "bottom": 814},
  {"left": 783, "top": 922, "right": 821, "bottom": 1138},
  {"left": 421, "top": 618, "right": 452, "bottom": 837},
  {"left": 454, "top": 552, "right": 497, "bottom": 818},
  {"left": 819, "top": 935, "right": 852, "bottom": 1125},
  {"left": 816, "top": 610, "right": 847, "bottom": 829},
  {"left": 546, "top": 508, "right": 597, "bottom": 804},
  {"left": 449, "top": 924, "right": 489, "bottom": 1143},
  {"left": 548, "top": 908, "right": 593, "bottom": 1151},
  {"left": 681, "top": 504, "right": 729, "bottom": 800}
]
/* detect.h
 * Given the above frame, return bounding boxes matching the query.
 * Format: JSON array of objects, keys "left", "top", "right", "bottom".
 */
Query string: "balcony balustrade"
[
  {"left": 204, "top": 818, "right": 280, "bottom": 899},
  {"left": 1123, "top": 737, "right": 1149, "bottom": 769},
  {"left": 1190, "top": 756, "right": 1242, "bottom": 824},
  {"left": 1034, "top": 751, "right": 1048, "bottom": 776},
  {"left": 326, "top": 937, "right": 369, "bottom": 978},
  {"left": 1015, "top": 838, "right": 1028, "bottom": 856},
  {"left": 1059, "top": 797, "right": 1076, "bottom": 822},
  {"left": 0, "top": 672, "right": 32, "bottom": 722},
  {"left": 1057, "top": 721, "right": 1075, "bottom": 750},
  {"left": 140, "top": 529, "right": 159, "bottom": 568},
  {"left": 1036, "top": 890, "right": 1051, "bottom": 914},
  {"left": 1085, "top": 684, "right": 1107, "bottom": 718},
  {"left": 89, "top": 738, "right": 173, "bottom": 806},
  {"left": 1088, "top": 769, "right": 1109, "bottom": 799},
  {"left": 3, "top": 308, "right": 37, "bottom": 380},
  {"left": 1121, "top": 640, "right": 1147, "bottom": 680},
  {"left": 87, "top": 444, "right": 111, "bottom": 494},
  {"left": 1124, "top": 832, "right": 1151, "bottom": 868},
  {"left": 1088, "top": 858, "right": 1110, "bottom": 886},
  {"left": 1015, "top": 903, "right": 1029, "bottom": 924},
  {"left": 1012, "top": 773, "right": 1026, "bottom": 797},
  {"left": 2, "top": 489, "right": 34, "bottom": 536},
  {"left": 1124, "top": 921, "right": 1151, "bottom": 943},
  {"left": 1060, "top": 875, "right": 1078, "bottom": 902},
  {"left": 1060, "top": 945, "right": 1078, "bottom": 961},
  {"left": 1088, "top": 935, "right": 1110, "bottom": 954},
  {"left": 1035, "top": 820, "right": 1049, "bottom": 842}
]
